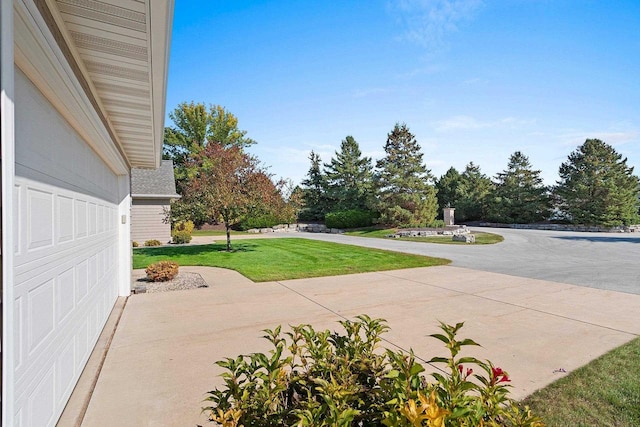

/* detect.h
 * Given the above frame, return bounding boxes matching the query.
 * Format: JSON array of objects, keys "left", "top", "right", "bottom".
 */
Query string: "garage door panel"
[{"left": 14, "top": 177, "right": 120, "bottom": 426}]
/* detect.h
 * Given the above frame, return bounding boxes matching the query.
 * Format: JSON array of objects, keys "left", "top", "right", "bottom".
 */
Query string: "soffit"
[{"left": 52, "top": 0, "right": 172, "bottom": 168}]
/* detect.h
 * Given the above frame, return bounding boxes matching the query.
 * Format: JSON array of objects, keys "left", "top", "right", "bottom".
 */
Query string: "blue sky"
[{"left": 166, "top": 0, "right": 640, "bottom": 186}]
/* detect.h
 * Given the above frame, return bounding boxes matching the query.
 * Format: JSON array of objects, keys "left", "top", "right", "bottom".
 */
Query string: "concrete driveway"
[
  {"left": 298, "top": 228, "right": 640, "bottom": 294},
  {"left": 75, "top": 265, "right": 640, "bottom": 427}
]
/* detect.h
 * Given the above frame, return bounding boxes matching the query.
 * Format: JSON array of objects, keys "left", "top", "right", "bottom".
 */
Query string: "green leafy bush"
[
  {"left": 172, "top": 220, "right": 194, "bottom": 243},
  {"left": 172, "top": 231, "right": 192, "bottom": 244},
  {"left": 144, "top": 239, "right": 162, "bottom": 247},
  {"left": 236, "top": 213, "right": 280, "bottom": 231},
  {"left": 325, "top": 209, "right": 375, "bottom": 229},
  {"left": 145, "top": 261, "right": 179, "bottom": 282},
  {"left": 204, "top": 316, "right": 544, "bottom": 426},
  {"left": 132, "top": 241, "right": 139, "bottom": 247}
]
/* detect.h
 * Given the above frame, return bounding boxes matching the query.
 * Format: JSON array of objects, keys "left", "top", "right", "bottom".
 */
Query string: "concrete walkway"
[{"left": 78, "top": 265, "right": 640, "bottom": 427}]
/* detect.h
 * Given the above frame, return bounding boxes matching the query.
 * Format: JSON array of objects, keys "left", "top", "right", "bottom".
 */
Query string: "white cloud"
[
  {"left": 389, "top": 0, "right": 484, "bottom": 48},
  {"left": 433, "top": 115, "right": 535, "bottom": 132}
]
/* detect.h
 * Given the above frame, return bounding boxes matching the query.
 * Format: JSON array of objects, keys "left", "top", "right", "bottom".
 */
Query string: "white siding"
[
  {"left": 13, "top": 68, "right": 121, "bottom": 427},
  {"left": 131, "top": 198, "right": 172, "bottom": 244}
]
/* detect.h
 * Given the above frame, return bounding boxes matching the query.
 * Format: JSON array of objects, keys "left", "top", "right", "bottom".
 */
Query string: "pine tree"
[
  {"left": 456, "top": 162, "right": 493, "bottom": 222},
  {"left": 487, "top": 151, "right": 551, "bottom": 223},
  {"left": 436, "top": 167, "right": 463, "bottom": 217},
  {"left": 299, "top": 151, "right": 329, "bottom": 221},
  {"left": 555, "top": 139, "right": 640, "bottom": 226},
  {"left": 375, "top": 123, "right": 438, "bottom": 226},
  {"left": 324, "top": 136, "right": 374, "bottom": 212}
]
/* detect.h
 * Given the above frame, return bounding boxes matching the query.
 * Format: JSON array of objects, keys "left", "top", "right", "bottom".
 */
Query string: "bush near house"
[
  {"left": 145, "top": 261, "right": 179, "bottom": 282},
  {"left": 172, "top": 220, "right": 194, "bottom": 244},
  {"left": 204, "top": 316, "right": 543, "bottom": 427},
  {"left": 324, "top": 209, "right": 376, "bottom": 229},
  {"left": 132, "top": 241, "right": 139, "bottom": 247},
  {"left": 144, "top": 239, "right": 163, "bottom": 247}
]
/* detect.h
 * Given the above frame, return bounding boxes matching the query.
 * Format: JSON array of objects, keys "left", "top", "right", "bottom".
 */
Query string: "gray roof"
[{"left": 131, "top": 160, "right": 180, "bottom": 198}]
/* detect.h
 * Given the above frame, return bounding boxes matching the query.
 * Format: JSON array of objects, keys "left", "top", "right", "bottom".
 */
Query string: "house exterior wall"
[
  {"left": 12, "top": 66, "right": 123, "bottom": 426},
  {"left": 131, "top": 198, "right": 172, "bottom": 244}
]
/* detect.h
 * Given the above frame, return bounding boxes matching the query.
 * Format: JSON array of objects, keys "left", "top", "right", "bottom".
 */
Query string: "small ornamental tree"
[
  {"left": 554, "top": 139, "right": 640, "bottom": 226},
  {"left": 487, "top": 152, "right": 552, "bottom": 224},
  {"left": 181, "top": 142, "right": 276, "bottom": 251},
  {"left": 324, "top": 135, "right": 374, "bottom": 212},
  {"left": 375, "top": 123, "right": 438, "bottom": 227}
]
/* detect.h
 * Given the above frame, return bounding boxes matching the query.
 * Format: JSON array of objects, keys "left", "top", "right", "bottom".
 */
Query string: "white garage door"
[{"left": 12, "top": 69, "right": 122, "bottom": 426}]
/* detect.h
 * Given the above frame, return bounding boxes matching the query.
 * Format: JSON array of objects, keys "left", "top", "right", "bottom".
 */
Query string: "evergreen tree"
[
  {"left": 456, "top": 162, "right": 493, "bottom": 222},
  {"left": 554, "top": 139, "right": 640, "bottom": 226},
  {"left": 487, "top": 151, "right": 551, "bottom": 223},
  {"left": 324, "top": 136, "right": 374, "bottom": 212},
  {"left": 435, "top": 167, "right": 463, "bottom": 217},
  {"left": 375, "top": 123, "right": 438, "bottom": 226},
  {"left": 299, "top": 151, "right": 329, "bottom": 220}
]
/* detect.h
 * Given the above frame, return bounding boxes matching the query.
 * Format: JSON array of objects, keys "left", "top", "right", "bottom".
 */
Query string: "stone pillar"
[{"left": 443, "top": 208, "right": 455, "bottom": 226}]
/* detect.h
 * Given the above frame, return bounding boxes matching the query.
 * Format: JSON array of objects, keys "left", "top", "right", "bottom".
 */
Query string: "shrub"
[
  {"left": 132, "top": 241, "right": 139, "bottom": 247},
  {"left": 236, "top": 213, "right": 280, "bottom": 231},
  {"left": 325, "top": 209, "right": 375, "bottom": 229},
  {"left": 172, "top": 220, "right": 194, "bottom": 244},
  {"left": 144, "top": 239, "right": 162, "bottom": 247},
  {"left": 428, "top": 219, "right": 446, "bottom": 228},
  {"left": 172, "top": 230, "right": 192, "bottom": 244},
  {"left": 204, "top": 316, "right": 544, "bottom": 426},
  {"left": 173, "top": 220, "right": 195, "bottom": 234},
  {"left": 145, "top": 261, "right": 179, "bottom": 282}
]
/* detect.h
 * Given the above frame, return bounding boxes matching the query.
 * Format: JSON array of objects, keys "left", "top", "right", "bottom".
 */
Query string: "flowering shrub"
[
  {"left": 204, "top": 316, "right": 544, "bottom": 426},
  {"left": 145, "top": 261, "right": 179, "bottom": 282},
  {"left": 144, "top": 239, "right": 163, "bottom": 247}
]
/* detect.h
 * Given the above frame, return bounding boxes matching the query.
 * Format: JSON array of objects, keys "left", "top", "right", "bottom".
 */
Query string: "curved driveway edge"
[
  {"left": 297, "top": 228, "right": 640, "bottom": 294},
  {"left": 79, "top": 265, "right": 640, "bottom": 426}
]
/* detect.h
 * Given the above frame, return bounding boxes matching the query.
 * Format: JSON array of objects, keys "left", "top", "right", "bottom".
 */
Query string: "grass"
[
  {"left": 132, "top": 237, "right": 450, "bottom": 282},
  {"left": 344, "top": 228, "right": 504, "bottom": 244},
  {"left": 522, "top": 336, "right": 640, "bottom": 426}
]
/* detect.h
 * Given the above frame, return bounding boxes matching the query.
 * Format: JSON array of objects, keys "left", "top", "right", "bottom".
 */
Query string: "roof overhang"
[
  {"left": 15, "top": 0, "right": 173, "bottom": 170},
  {"left": 132, "top": 194, "right": 180, "bottom": 199}
]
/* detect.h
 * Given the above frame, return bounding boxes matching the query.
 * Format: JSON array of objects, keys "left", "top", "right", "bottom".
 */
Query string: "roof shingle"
[{"left": 131, "top": 160, "right": 180, "bottom": 198}]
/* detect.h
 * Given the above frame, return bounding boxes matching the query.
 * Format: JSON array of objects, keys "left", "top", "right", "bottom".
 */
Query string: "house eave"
[{"left": 20, "top": 0, "right": 174, "bottom": 170}]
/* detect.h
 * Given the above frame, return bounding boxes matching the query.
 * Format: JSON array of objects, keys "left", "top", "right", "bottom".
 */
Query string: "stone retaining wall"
[{"left": 246, "top": 223, "right": 344, "bottom": 234}]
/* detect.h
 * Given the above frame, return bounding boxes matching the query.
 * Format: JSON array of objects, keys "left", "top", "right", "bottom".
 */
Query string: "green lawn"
[
  {"left": 344, "top": 228, "right": 504, "bottom": 244},
  {"left": 132, "top": 237, "right": 450, "bottom": 282},
  {"left": 522, "top": 336, "right": 640, "bottom": 426}
]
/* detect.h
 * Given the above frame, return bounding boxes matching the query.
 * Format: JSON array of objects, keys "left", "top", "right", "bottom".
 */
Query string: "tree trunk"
[{"left": 225, "top": 221, "right": 232, "bottom": 251}]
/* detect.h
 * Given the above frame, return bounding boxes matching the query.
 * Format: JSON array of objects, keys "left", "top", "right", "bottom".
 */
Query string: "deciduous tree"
[
  {"left": 163, "top": 102, "right": 256, "bottom": 185},
  {"left": 375, "top": 123, "right": 438, "bottom": 226},
  {"left": 554, "top": 139, "right": 640, "bottom": 226},
  {"left": 181, "top": 142, "right": 274, "bottom": 251},
  {"left": 487, "top": 152, "right": 552, "bottom": 223}
]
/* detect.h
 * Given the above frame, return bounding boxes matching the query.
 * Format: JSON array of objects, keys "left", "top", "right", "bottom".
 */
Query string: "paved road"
[{"left": 298, "top": 228, "right": 640, "bottom": 295}]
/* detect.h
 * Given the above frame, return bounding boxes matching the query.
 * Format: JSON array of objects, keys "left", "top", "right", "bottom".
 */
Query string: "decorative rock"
[{"left": 452, "top": 234, "right": 475, "bottom": 243}]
